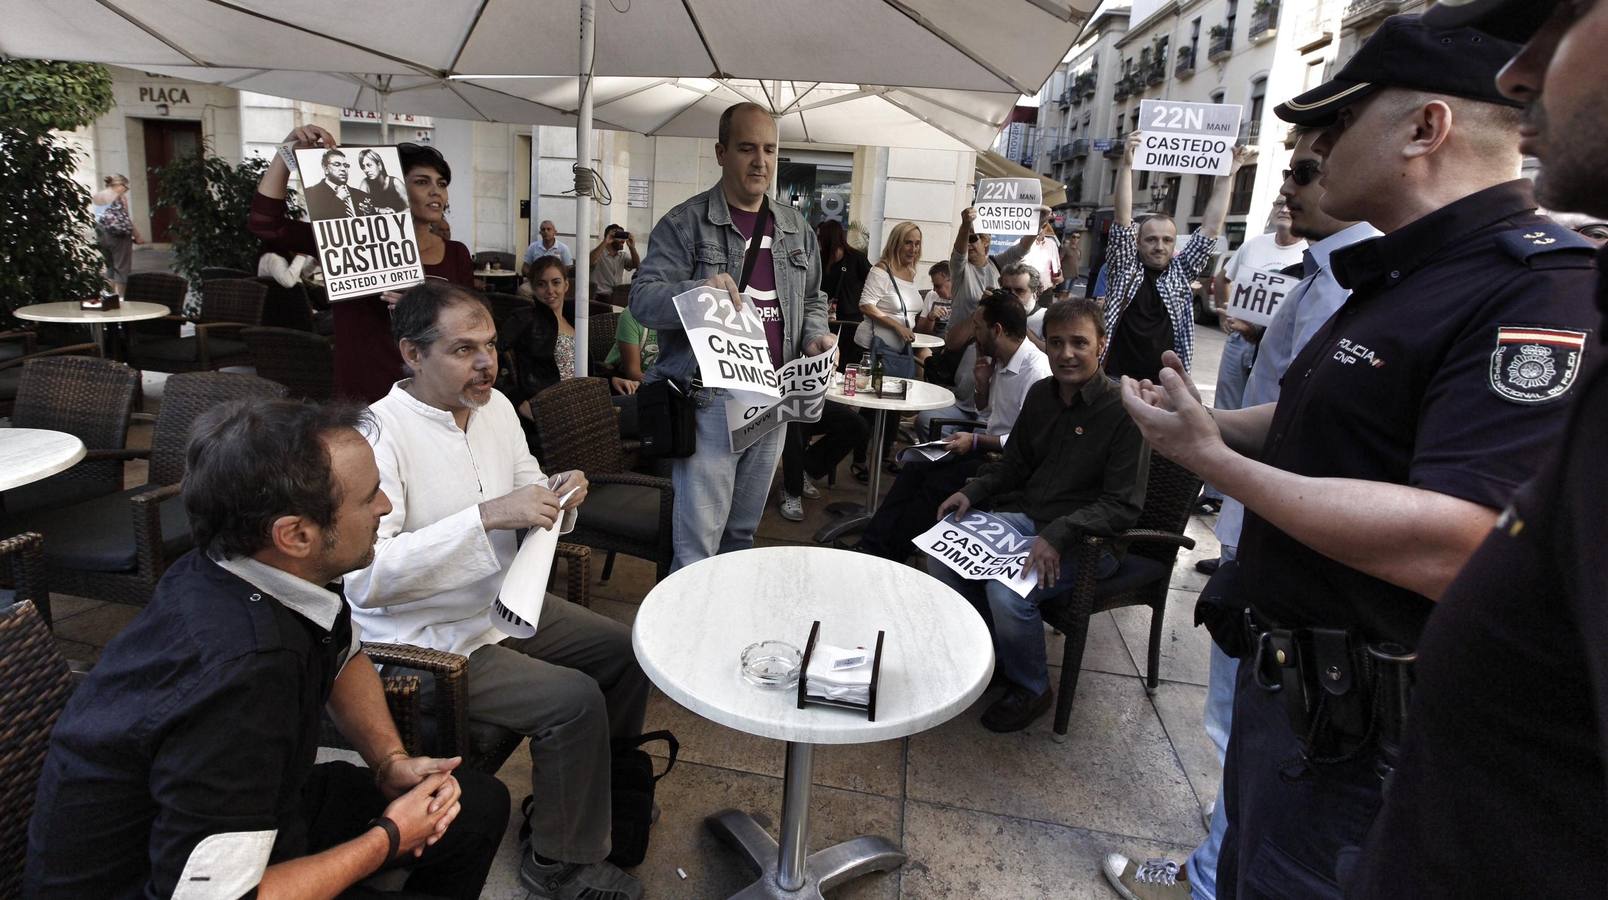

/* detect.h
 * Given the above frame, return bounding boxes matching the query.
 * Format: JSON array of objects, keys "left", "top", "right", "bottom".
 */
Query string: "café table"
[
  {"left": 634, "top": 546, "right": 993, "bottom": 899},
  {"left": 12, "top": 301, "right": 171, "bottom": 359},
  {"left": 814, "top": 377, "right": 953, "bottom": 544},
  {"left": 0, "top": 428, "right": 86, "bottom": 492},
  {"left": 910, "top": 333, "right": 944, "bottom": 350},
  {"left": 474, "top": 268, "right": 521, "bottom": 291}
]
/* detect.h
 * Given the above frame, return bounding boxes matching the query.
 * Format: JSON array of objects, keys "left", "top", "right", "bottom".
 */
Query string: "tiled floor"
[{"left": 41, "top": 322, "right": 1233, "bottom": 898}]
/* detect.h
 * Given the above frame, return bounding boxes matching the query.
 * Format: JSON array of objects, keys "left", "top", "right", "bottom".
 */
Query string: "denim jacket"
[{"left": 629, "top": 182, "right": 828, "bottom": 386}]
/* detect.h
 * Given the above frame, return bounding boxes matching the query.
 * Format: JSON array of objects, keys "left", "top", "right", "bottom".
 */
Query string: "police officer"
[
  {"left": 1117, "top": 14, "right": 1600, "bottom": 899},
  {"left": 1348, "top": 0, "right": 1608, "bottom": 895}
]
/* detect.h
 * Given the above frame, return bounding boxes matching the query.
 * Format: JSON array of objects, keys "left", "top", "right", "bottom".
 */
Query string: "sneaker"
[
  {"left": 780, "top": 494, "right": 804, "bottom": 521},
  {"left": 521, "top": 853, "right": 643, "bottom": 900},
  {"left": 1101, "top": 853, "right": 1190, "bottom": 900},
  {"left": 980, "top": 684, "right": 1053, "bottom": 733},
  {"left": 801, "top": 479, "right": 821, "bottom": 500}
]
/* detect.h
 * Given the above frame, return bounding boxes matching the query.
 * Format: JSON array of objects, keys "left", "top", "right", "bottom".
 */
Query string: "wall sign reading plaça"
[
  {"left": 973, "top": 177, "right": 1043, "bottom": 239},
  {"left": 1135, "top": 99, "right": 1243, "bottom": 177}
]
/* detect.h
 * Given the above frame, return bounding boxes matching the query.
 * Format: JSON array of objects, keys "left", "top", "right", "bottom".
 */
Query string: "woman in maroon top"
[{"left": 248, "top": 126, "right": 474, "bottom": 402}]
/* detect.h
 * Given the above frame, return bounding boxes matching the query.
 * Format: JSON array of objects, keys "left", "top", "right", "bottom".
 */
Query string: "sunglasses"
[
  {"left": 1282, "top": 159, "right": 1323, "bottom": 186},
  {"left": 968, "top": 234, "right": 991, "bottom": 243}
]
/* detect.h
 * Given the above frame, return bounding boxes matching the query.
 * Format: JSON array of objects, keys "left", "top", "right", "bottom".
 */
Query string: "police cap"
[
  {"left": 1275, "top": 14, "right": 1523, "bottom": 127},
  {"left": 1422, "top": 0, "right": 1562, "bottom": 43}
]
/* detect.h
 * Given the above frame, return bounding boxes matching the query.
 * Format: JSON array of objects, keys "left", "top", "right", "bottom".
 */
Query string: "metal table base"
[
  {"left": 706, "top": 742, "right": 905, "bottom": 898},
  {"left": 812, "top": 410, "right": 892, "bottom": 544}
]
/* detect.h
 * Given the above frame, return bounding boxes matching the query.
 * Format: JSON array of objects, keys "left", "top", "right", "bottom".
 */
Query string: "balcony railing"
[
  {"left": 1175, "top": 46, "right": 1196, "bottom": 78},
  {"left": 1240, "top": 120, "right": 1262, "bottom": 144},
  {"left": 1145, "top": 59, "right": 1166, "bottom": 86},
  {"left": 1071, "top": 138, "right": 1091, "bottom": 156},
  {"left": 1113, "top": 76, "right": 1132, "bottom": 101},
  {"left": 1208, "top": 30, "right": 1232, "bottom": 61},
  {"left": 1058, "top": 88, "right": 1072, "bottom": 108},
  {"left": 1081, "top": 76, "right": 1097, "bottom": 98},
  {"left": 1249, "top": 3, "right": 1279, "bottom": 42},
  {"left": 1102, "top": 140, "right": 1125, "bottom": 160},
  {"left": 1343, "top": 0, "right": 1403, "bottom": 28}
]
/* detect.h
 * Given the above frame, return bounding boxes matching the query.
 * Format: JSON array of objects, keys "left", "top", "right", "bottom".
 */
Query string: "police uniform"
[
  {"left": 1218, "top": 180, "right": 1601, "bottom": 896},
  {"left": 24, "top": 550, "right": 509, "bottom": 898}
]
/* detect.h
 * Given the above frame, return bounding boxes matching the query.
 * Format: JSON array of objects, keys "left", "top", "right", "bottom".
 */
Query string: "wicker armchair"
[
  {"left": 242, "top": 327, "right": 335, "bottom": 401},
  {"left": 128, "top": 278, "right": 265, "bottom": 373},
  {"left": 1, "top": 532, "right": 50, "bottom": 624},
  {"left": 534, "top": 377, "right": 674, "bottom": 582},
  {"left": 587, "top": 311, "right": 620, "bottom": 376},
  {"left": 360, "top": 543, "right": 593, "bottom": 773},
  {"left": 0, "top": 598, "right": 73, "bottom": 896},
  {"left": 1041, "top": 455, "right": 1201, "bottom": 736},
  {"left": 3, "top": 356, "right": 140, "bottom": 517},
  {"left": 256, "top": 277, "right": 318, "bottom": 332},
  {"left": 0, "top": 373, "right": 286, "bottom": 608},
  {"left": 124, "top": 272, "right": 189, "bottom": 341},
  {"left": 199, "top": 266, "right": 253, "bottom": 282},
  {"left": 0, "top": 341, "right": 102, "bottom": 419}
]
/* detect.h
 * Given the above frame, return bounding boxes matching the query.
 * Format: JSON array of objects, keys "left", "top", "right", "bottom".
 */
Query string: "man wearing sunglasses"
[
  {"left": 1113, "top": 14, "right": 1600, "bottom": 899},
  {"left": 1347, "top": 0, "right": 1608, "bottom": 894}
]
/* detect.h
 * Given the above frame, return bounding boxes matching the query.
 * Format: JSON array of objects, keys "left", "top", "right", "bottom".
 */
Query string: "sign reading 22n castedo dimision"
[{"left": 1135, "top": 99, "right": 1243, "bottom": 177}]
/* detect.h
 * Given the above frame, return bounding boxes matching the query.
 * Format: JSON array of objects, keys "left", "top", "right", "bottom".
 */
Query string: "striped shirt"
[{"left": 1100, "top": 222, "right": 1215, "bottom": 372}]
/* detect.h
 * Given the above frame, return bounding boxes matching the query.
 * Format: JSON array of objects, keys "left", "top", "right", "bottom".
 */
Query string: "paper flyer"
[
  {"left": 292, "top": 145, "right": 425, "bottom": 302},
  {"left": 490, "top": 485, "right": 579, "bottom": 637},
  {"left": 724, "top": 346, "right": 838, "bottom": 452},
  {"left": 912, "top": 511, "right": 1040, "bottom": 598},
  {"left": 671, "top": 285, "right": 780, "bottom": 398}
]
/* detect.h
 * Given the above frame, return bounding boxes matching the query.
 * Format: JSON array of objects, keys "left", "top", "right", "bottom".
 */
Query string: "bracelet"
[
  {"left": 367, "top": 816, "right": 401, "bottom": 863},
  {"left": 373, "top": 748, "right": 409, "bottom": 784}
]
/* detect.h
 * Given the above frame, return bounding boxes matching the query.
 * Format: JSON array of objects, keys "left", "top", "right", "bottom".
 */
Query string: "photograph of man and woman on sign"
[{"left": 296, "top": 144, "right": 409, "bottom": 220}]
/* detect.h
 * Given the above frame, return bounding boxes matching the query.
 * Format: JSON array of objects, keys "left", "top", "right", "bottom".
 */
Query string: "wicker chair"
[
  {"left": 360, "top": 543, "right": 593, "bottom": 772},
  {"left": 0, "top": 340, "right": 102, "bottom": 419},
  {"left": 199, "top": 266, "right": 253, "bottom": 282},
  {"left": 534, "top": 377, "right": 673, "bottom": 582},
  {"left": 3, "top": 356, "right": 140, "bottom": 517},
  {"left": 1, "top": 532, "right": 50, "bottom": 624},
  {"left": 256, "top": 277, "right": 318, "bottom": 332},
  {"left": 485, "top": 291, "right": 532, "bottom": 337},
  {"left": 1040, "top": 455, "right": 1201, "bottom": 736},
  {"left": 242, "top": 327, "right": 335, "bottom": 401},
  {"left": 0, "top": 372, "right": 287, "bottom": 608},
  {"left": 128, "top": 278, "right": 265, "bottom": 373},
  {"left": 123, "top": 272, "right": 189, "bottom": 341},
  {"left": 588, "top": 310, "right": 620, "bottom": 375},
  {"left": 0, "top": 598, "right": 72, "bottom": 896}
]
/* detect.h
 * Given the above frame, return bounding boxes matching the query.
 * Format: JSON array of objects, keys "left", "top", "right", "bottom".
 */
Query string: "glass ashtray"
[{"left": 740, "top": 640, "right": 802, "bottom": 689}]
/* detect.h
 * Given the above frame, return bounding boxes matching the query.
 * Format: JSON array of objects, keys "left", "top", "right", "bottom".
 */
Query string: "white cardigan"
[{"left": 345, "top": 382, "right": 574, "bottom": 656}]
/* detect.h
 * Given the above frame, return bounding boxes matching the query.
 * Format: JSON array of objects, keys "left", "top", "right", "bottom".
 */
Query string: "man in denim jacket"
[{"left": 630, "top": 102, "right": 835, "bottom": 570}]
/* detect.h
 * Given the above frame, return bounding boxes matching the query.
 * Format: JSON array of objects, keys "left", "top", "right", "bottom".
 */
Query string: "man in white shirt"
[
  {"left": 1197, "top": 199, "right": 1308, "bottom": 513},
  {"left": 854, "top": 290, "right": 1050, "bottom": 560},
  {"left": 345, "top": 281, "right": 649, "bottom": 900},
  {"left": 522, "top": 219, "right": 575, "bottom": 274},
  {"left": 589, "top": 223, "right": 640, "bottom": 295}
]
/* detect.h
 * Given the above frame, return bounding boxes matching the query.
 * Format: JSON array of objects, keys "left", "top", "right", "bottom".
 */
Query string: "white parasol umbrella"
[{"left": 4, "top": 0, "right": 1095, "bottom": 372}]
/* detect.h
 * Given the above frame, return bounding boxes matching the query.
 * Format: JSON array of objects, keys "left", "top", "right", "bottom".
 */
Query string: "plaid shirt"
[{"left": 1100, "top": 222, "right": 1215, "bottom": 372}]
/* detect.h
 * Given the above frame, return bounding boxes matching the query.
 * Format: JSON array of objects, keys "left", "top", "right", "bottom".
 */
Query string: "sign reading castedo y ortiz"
[
  {"left": 1135, "top": 99, "right": 1243, "bottom": 176},
  {"left": 292, "top": 145, "right": 425, "bottom": 302},
  {"left": 973, "top": 178, "right": 1044, "bottom": 239}
]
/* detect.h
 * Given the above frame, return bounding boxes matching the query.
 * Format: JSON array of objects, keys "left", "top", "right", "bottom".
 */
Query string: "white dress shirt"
[
  {"left": 345, "top": 381, "right": 574, "bottom": 656},
  {"left": 979, "top": 336, "right": 1052, "bottom": 443}
]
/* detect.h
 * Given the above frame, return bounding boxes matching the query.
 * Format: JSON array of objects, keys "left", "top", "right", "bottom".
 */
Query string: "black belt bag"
[
  {"left": 1246, "top": 612, "right": 1416, "bottom": 773},
  {"left": 1193, "top": 559, "right": 1251, "bottom": 658}
]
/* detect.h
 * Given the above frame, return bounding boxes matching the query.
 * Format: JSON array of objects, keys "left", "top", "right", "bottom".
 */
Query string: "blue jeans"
[
  {"left": 1187, "top": 544, "right": 1240, "bottom": 900},
  {"left": 1203, "top": 333, "right": 1257, "bottom": 502},
  {"left": 669, "top": 388, "right": 785, "bottom": 572},
  {"left": 925, "top": 511, "right": 1117, "bottom": 695}
]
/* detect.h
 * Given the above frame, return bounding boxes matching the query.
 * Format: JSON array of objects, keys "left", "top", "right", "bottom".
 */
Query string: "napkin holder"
[
  {"left": 81, "top": 290, "right": 121, "bottom": 311},
  {"left": 796, "top": 620, "right": 885, "bottom": 721},
  {"left": 874, "top": 378, "right": 909, "bottom": 400}
]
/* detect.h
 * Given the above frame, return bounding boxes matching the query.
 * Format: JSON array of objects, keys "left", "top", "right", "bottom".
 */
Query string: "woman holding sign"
[{"left": 249, "top": 128, "right": 474, "bottom": 402}]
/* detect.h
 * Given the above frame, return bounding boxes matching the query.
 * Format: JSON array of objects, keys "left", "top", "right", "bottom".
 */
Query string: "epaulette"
[{"left": 1498, "top": 222, "right": 1597, "bottom": 268}]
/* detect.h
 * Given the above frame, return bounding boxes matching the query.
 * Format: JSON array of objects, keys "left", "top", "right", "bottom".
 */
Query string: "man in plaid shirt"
[{"left": 1102, "top": 132, "right": 1253, "bottom": 379}]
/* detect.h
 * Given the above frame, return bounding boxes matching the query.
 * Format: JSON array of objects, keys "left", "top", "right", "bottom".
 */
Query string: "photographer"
[{"left": 590, "top": 223, "right": 640, "bottom": 298}]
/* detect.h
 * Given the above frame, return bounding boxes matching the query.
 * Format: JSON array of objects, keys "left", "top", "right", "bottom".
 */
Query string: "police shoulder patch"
[
  {"left": 1497, "top": 223, "right": 1596, "bottom": 267},
  {"left": 1489, "top": 325, "right": 1588, "bottom": 404}
]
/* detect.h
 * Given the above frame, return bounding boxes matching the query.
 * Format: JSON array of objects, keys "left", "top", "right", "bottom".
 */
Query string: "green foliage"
[
  {"left": 155, "top": 148, "right": 301, "bottom": 289},
  {"left": 0, "top": 129, "right": 105, "bottom": 320},
  {"left": 0, "top": 58, "right": 114, "bottom": 133}
]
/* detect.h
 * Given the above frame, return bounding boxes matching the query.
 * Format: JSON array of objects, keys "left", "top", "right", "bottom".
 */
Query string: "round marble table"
[
  {"left": 13, "top": 301, "right": 171, "bottom": 357},
  {"left": 634, "top": 546, "right": 993, "bottom": 898},
  {"left": 910, "top": 332, "right": 944, "bottom": 350},
  {"left": 0, "top": 428, "right": 86, "bottom": 492},
  {"left": 815, "top": 377, "right": 954, "bottom": 543}
]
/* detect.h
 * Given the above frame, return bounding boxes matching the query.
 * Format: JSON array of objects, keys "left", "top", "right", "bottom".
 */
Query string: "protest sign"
[
  {"left": 1226, "top": 267, "right": 1300, "bottom": 328},
  {"left": 293, "top": 146, "right": 425, "bottom": 302},
  {"left": 912, "top": 511, "right": 1039, "bottom": 598},
  {"left": 490, "top": 482, "right": 579, "bottom": 637},
  {"left": 1134, "top": 99, "right": 1242, "bottom": 176},
  {"left": 672, "top": 285, "right": 782, "bottom": 398},
  {"left": 973, "top": 178, "right": 1044, "bottom": 239},
  {"left": 725, "top": 346, "right": 837, "bottom": 452}
]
